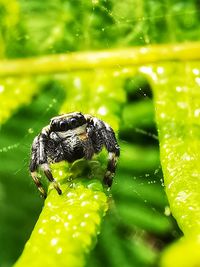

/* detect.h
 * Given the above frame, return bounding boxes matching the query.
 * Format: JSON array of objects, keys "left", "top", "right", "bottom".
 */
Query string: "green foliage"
[
  {"left": 0, "top": 1, "right": 200, "bottom": 267},
  {"left": 1, "top": 0, "right": 200, "bottom": 59},
  {"left": 149, "top": 62, "right": 200, "bottom": 267}
]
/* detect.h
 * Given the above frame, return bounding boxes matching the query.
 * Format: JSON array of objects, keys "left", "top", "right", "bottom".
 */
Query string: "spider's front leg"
[
  {"left": 102, "top": 124, "right": 120, "bottom": 187},
  {"left": 87, "top": 116, "right": 120, "bottom": 188},
  {"left": 29, "top": 127, "right": 62, "bottom": 198},
  {"left": 29, "top": 135, "right": 47, "bottom": 198}
]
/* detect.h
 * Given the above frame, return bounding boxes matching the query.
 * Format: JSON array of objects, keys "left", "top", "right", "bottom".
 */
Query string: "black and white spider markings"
[{"left": 29, "top": 112, "right": 120, "bottom": 198}]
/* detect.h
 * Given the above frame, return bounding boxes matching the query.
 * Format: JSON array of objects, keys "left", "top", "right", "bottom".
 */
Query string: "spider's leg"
[
  {"left": 40, "top": 163, "right": 62, "bottom": 195},
  {"left": 30, "top": 127, "right": 62, "bottom": 197},
  {"left": 39, "top": 127, "right": 62, "bottom": 195},
  {"left": 102, "top": 124, "right": 120, "bottom": 187},
  {"left": 31, "top": 171, "right": 47, "bottom": 198},
  {"left": 29, "top": 136, "right": 47, "bottom": 198},
  {"left": 86, "top": 116, "right": 120, "bottom": 187},
  {"left": 103, "top": 151, "right": 119, "bottom": 187}
]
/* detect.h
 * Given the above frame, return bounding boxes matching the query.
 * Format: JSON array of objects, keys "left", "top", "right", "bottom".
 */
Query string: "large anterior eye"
[
  {"left": 59, "top": 121, "right": 67, "bottom": 130},
  {"left": 70, "top": 118, "right": 78, "bottom": 128}
]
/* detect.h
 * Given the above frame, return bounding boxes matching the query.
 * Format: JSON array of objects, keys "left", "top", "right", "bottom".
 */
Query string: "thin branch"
[{"left": 0, "top": 42, "right": 200, "bottom": 76}]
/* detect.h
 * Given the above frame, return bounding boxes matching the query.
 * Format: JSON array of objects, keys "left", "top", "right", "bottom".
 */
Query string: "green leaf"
[{"left": 141, "top": 62, "right": 200, "bottom": 266}]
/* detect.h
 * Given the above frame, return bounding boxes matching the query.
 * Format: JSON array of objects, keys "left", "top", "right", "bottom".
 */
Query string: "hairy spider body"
[{"left": 30, "top": 112, "right": 120, "bottom": 198}]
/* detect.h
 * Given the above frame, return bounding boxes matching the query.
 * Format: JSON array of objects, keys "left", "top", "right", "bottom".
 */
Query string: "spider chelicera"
[{"left": 29, "top": 112, "right": 120, "bottom": 198}]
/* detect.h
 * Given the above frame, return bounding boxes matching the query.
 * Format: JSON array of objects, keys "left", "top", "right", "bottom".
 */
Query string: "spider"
[{"left": 29, "top": 112, "right": 120, "bottom": 198}]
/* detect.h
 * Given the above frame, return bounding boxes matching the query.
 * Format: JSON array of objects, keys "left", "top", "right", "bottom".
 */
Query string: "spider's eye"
[
  {"left": 59, "top": 121, "right": 67, "bottom": 130},
  {"left": 51, "top": 120, "right": 58, "bottom": 131},
  {"left": 70, "top": 118, "right": 78, "bottom": 128}
]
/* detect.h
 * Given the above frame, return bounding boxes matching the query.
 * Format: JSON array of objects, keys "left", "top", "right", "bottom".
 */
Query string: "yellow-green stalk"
[
  {"left": 141, "top": 62, "right": 200, "bottom": 267},
  {"left": 14, "top": 162, "right": 108, "bottom": 267}
]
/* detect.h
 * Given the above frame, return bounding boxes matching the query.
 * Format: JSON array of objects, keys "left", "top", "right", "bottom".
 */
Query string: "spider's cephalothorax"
[{"left": 29, "top": 112, "right": 120, "bottom": 198}]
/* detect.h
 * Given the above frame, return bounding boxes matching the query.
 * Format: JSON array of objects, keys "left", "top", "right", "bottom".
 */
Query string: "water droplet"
[
  {"left": 57, "top": 248, "right": 62, "bottom": 254},
  {"left": 68, "top": 214, "right": 73, "bottom": 220},
  {"left": 47, "top": 202, "right": 52, "bottom": 207},
  {"left": 80, "top": 221, "right": 86, "bottom": 227},
  {"left": 97, "top": 85, "right": 104, "bottom": 92},
  {"left": 64, "top": 222, "right": 69, "bottom": 227},
  {"left": 140, "top": 47, "right": 148, "bottom": 54},
  {"left": 51, "top": 238, "right": 58, "bottom": 246},
  {"left": 38, "top": 228, "right": 45, "bottom": 234},
  {"left": 194, "top": 109, "right": 200, "bottom": 117},
  {"left": 176, "top": 86, "right": 182, "bottom": 92},
  {"left": 122, "top": 68, "right": 129, "bottom": 73},
  {"left": 58, "top": 170, "right": 63, "bottom": 176},
  {"left": 160, "top": 178, "right": 164, "bottom": 186},
  {"left": 81, "top": 201, "right": 89, "bottom": 207},
  {"left": 0, "top": 85, "right": 4, "bottom": 93},
  {"left": 192, "top": 68, "right": 199, "bottom": 75},
  {"left": 157, "top": 66, "right": 164, "bottom": 74},
  {"left": 160, "top": 113, "right": 166, "bottom": 119},
  {"left": 164, "top": 206, "right": 171, "bottom": 216},
  {"left": 113, "top": 71, "right": 120, "bottom": 77},
  {"left": 28, "top": 128, "right": 34, "bottom": 134},
  {"left": 93, "top": 194, "right": 99, "bottom": 200},
  {"left": 195, "top": 77, "right": 200, "bottom": 85},
  {"left": 188, "top": 206, "right": 194, "bottom": 211},
  {"left": 98, "top": 106, "right": 107, "bottom": 116},
  {"left": 73, "top": 77, "right": 81, "bottom": 88}
]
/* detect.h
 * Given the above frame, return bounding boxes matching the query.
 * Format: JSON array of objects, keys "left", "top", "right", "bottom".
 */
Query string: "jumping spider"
[{"left": 29, "top": 112, "right": 120, "bottom": 198}]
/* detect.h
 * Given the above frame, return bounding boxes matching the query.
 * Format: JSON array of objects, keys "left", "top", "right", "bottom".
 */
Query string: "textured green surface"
[
  {"left": 140, "top": 62, "right": 200, "bottom": 266},
  {"left": 145, "top": 62, "right": 200, "bottom": 236},
  {"left": 14, "top": 163, "right": 108, "bottom": 267}
]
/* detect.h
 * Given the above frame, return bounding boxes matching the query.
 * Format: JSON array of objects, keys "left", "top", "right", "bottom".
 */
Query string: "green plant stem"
[
  {"left": 14, "top": 163, "right": 108, "bottom": 267},
  {"left": 0, "top": 42, "right": 200, "bottom": 76},
  {"left": 142, "top": 62, "right": 200, "bottom": 266}
]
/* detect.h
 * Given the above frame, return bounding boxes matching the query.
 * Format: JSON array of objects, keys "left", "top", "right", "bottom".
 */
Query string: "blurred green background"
[{"left": 0, "top": 0, "right": 200, "bottom": 266}]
